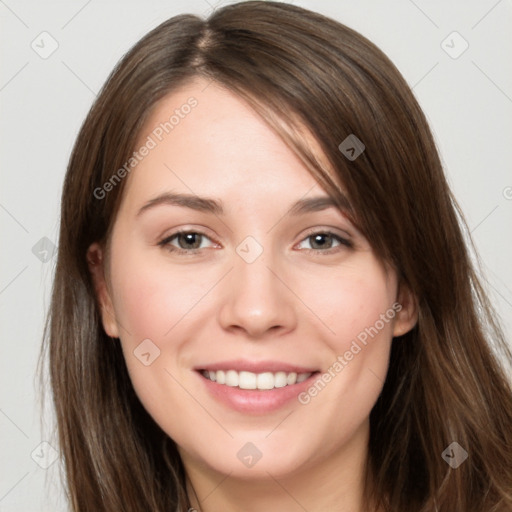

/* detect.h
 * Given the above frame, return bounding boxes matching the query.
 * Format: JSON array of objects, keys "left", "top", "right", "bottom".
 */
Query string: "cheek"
[
  {"left": 106, "top": 247, "right": 202, "bottom": 396},
  {"left": 107, "top": 250, "right": 207, "bottom": 437},
  {"left": 297, "top": 270, "right": 396, "bottom": 426},
  {"left": 294, "top": 260, "right": 396, "bottom": 419},
  {"left": 297, "top": 260, "right": 397, "bottom": 353},
  {"left": 110, "top": 249, "right": 213, "bottom": 342}
]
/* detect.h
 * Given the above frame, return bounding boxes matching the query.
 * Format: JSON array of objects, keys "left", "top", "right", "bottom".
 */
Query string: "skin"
[{"left": 88, "top": 77, "right": 418, "bottom": 512}]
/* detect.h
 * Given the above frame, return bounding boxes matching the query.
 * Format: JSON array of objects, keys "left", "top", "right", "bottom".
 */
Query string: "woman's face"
[{"left": 89, "top": 78, "right": 416, "bottom": 482}]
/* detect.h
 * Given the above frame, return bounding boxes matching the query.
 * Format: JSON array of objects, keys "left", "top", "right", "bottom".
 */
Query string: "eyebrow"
[{"left": 136, "top": 192, "right": 352, "bottom": 217}]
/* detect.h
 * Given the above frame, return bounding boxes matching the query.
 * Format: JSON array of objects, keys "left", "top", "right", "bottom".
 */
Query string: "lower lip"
[{"left": 196, "top": 371, "right": 319, "bottom": 414}]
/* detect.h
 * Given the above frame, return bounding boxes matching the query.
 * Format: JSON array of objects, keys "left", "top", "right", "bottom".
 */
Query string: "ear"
[
  {"left": 392, "top": 280, "right": 418, "bottom": 337},
  {"left": 87, "top": 242, "right": 119, "bottom": 338}
]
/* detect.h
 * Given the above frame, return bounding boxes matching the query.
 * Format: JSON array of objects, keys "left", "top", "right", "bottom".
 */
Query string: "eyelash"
[{"left": 157, "top": 229, "right": 353, "bottom": 256}]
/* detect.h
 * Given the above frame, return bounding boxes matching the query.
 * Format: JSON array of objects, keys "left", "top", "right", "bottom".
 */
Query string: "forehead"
[{"left": 119, "top": 78, "right": 339, "bottom": 214}]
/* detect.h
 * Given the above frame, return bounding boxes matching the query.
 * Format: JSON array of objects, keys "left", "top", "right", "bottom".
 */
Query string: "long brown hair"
[{"left": 39, "top": 1, "right": 512, "bottom": 510}]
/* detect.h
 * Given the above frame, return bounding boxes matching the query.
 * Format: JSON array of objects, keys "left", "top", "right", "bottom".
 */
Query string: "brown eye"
[
  {"left": 309, "top": 233, "right": 335, "bottom": 250},
  {"left": 174, "top": 232, "right": 203, "bottom": 249},
  {"left": 297, "top": 231, "right": 352, "bottom": 252},
  {"left": 158, "top": 230, "right": 216, "bottom": 254}
]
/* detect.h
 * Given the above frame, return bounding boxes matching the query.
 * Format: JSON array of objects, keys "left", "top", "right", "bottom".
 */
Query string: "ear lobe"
[
  {"left": 87, "top": 242, "right": 119, "bottom": 338},
  {"left": 392, "top": 281, "right": 418, "bottom": 338}
]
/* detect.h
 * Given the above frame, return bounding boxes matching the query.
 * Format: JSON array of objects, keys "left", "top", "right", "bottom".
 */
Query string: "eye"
[
  {"left": 158, "top": 230, "right": 217, "bottom": 254},
  {"left": 157, "top": 229, "right": 352, "bottom": 256},
  {"left": 296, "top": 231, "right": 353, "bottom": 253}
]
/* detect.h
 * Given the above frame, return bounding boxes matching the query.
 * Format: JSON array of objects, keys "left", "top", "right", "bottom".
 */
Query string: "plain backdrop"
[{"left": 1, "top": 1, "right": 511, "bottom": 510}]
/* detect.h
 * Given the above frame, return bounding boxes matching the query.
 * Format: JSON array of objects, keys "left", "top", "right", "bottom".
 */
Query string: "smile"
[
  {"left": 200, "top": 369, "right": 313, "bottom": 390},
  {"left": 195, "top": 360, "right": 320, "bottom": 413}
]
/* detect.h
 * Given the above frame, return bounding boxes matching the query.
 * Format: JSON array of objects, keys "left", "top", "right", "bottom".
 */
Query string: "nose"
[{"left": 217, "top": 247, "right": 298, "bottom": 339}]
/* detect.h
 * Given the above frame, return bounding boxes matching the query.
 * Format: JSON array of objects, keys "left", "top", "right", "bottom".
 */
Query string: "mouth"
[
  {"left": 199, "top": 369, "right": 314, "bottom": 390},
  {"left": 194, "top": 360, "right": 321, "bottom": 414}
]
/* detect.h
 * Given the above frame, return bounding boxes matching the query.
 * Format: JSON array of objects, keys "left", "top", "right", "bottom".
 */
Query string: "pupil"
[
  {"left": 312, "top": 234, "right": 331, "bottom": 249},
  {"left": 180, "top": 233, "right": 200, "bottom": 249}
]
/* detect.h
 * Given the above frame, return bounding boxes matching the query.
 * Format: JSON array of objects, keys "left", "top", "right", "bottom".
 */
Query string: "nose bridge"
[{"left": 217, "top": 237, "right": 297, "bottom": 337}]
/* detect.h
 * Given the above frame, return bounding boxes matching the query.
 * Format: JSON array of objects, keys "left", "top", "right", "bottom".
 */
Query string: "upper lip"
[{"left": 195, "top": 359, "right": 319, "bottom": 374}]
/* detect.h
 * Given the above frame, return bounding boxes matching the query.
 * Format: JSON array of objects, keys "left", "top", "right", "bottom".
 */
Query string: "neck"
[{"left": 183, "top": 420, "right": 377, "bottom": 512}]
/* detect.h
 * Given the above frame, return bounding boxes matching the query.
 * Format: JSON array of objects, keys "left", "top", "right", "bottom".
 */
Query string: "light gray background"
[{"left": 1, "top": 1, "right": 511, "bottom": 510}]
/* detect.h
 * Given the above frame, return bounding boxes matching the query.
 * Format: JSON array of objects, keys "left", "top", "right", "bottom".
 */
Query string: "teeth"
[
  {"left": 274, "top": 371, "right": 288, "bottom": 388},
  {"left": 296, "top": 372, "right": 310, "bottom": 383},
  {"left": 225, "top": 370, "right": 239, "bottom": 387},
  {"left": 287, "top": 372, "right": 297, "bottom": 385},
  {"left": 239, "top": 371, "right": 256, "bottom": 389},
  {"left": 201, "top": 369, "right": 312, "bottom": 390}
]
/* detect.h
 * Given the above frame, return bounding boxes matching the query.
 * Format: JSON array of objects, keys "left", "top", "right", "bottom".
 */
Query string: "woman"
[{"left": 41, "top": 1, "right": 512, "bottom": 511}]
